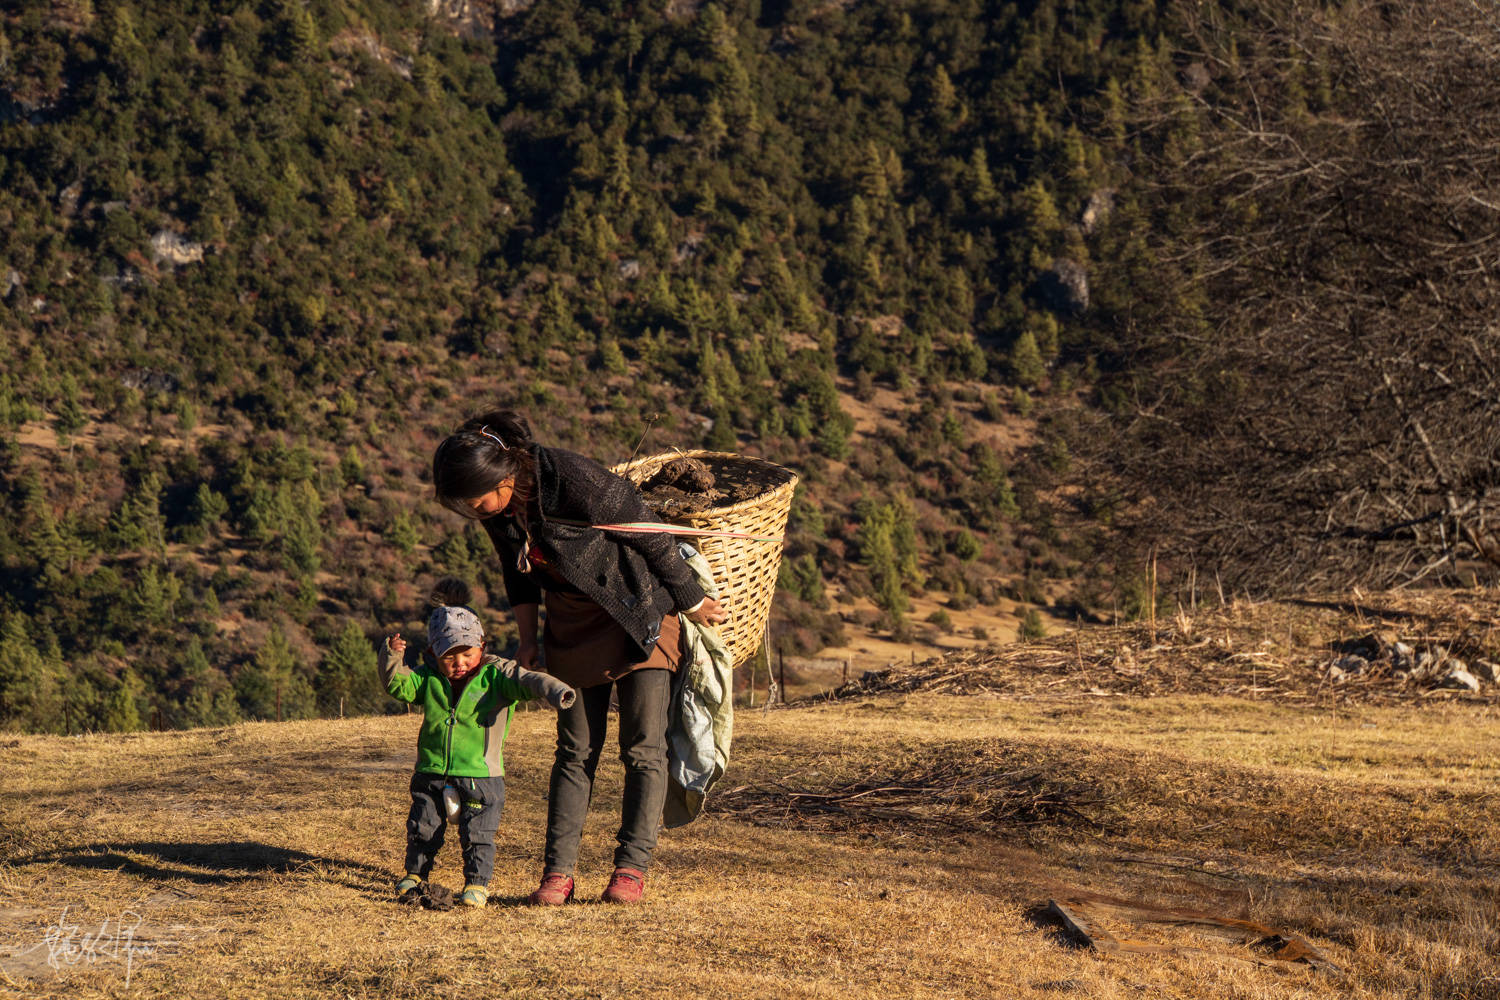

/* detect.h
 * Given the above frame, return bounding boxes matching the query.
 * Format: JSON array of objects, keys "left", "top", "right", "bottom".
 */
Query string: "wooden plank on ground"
[{"left": 1044, "top": 893, "right": 1341, "bottom": 973}]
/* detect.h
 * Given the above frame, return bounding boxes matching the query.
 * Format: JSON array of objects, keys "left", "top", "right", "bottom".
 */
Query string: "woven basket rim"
[
  {"left": 613, "top": 448, "right": 798, "bottom": 667},
  {"left": 614, "top": 449, "right": 799, "bottom": 526}
]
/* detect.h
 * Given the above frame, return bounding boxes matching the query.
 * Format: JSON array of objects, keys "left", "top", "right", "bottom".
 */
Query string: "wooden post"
[
  {"left": 843, "top": 659, "right": 849, "bottom": 686},
  {"left": 764, "top": 644, "right": 776, "bottom": 708},
  {"left": 1148, "top": 547, "right": 1159, "bottom": 645},
  {"left": 778, "top": 647, "right": 786, "bottom": 704}
]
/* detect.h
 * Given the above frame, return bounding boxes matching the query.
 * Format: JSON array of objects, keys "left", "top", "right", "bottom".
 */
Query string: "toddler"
[{"left": 378, "top": 579, "right": 575, "bottom": 907}]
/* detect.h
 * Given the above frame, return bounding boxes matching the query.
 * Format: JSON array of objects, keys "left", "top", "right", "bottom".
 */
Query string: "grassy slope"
[{"left": 3, "top": 613, "right": 1498, "bottom": 1000}]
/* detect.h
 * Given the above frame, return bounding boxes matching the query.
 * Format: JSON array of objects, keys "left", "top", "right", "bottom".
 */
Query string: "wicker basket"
[{"left": 612, "top": 450, "right": 799, "bottom": 669}]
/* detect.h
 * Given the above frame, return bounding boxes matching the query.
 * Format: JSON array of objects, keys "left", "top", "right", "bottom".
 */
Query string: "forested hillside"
[{"left": 4, "top": 0, "right": 1496, "bottom": 733}]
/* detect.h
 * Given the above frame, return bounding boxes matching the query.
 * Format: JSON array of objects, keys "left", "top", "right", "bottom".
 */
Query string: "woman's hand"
[
  {"left": 684, "top": 596, "right": 728, "bottom": 626},
  {"left": 514, "top": 603, "right": 540, "bottom": 668},
  {"left": 387, "top": 633, "right": 407, "bottom": 655}
]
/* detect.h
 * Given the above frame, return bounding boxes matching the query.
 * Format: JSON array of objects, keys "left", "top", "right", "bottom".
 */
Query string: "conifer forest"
[{"left": 4, "top": 0, "right": 1500, "bottom": 732}]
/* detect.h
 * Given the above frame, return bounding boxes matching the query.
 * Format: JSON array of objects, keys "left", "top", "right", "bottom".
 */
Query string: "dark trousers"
[
  {"left": 544, "top": 667, "right": 670, "bottom": 875},
  {"left": 405, "top": 772, "right": 505, "bottom": 887}
]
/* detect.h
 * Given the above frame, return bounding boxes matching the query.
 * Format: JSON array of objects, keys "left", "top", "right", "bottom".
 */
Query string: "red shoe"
[
  {"left": 527, "top": 873, "right": 574, "bottom": 906},
  {"left": 601, "top": 867, "right": 646, "bottom": 904}
]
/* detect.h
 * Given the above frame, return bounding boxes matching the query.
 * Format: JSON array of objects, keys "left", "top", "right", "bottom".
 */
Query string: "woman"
[{"left": 432, "top": 409, "right": 726, "bottom": 905}]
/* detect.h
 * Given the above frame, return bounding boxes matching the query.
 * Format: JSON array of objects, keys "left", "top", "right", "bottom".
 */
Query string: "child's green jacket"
[{"left": 377, "top": 643, "right": 574, "bottom": 778}]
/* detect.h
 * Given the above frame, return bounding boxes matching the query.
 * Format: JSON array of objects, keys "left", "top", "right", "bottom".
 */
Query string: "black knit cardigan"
[{"left": 480, "top": 445, "right": 706, "bottom": 662}]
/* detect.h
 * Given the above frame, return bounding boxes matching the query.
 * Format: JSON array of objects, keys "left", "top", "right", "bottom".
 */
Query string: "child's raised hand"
[{"left": 388, "top": 633, "right": 407, "bottom": 655}]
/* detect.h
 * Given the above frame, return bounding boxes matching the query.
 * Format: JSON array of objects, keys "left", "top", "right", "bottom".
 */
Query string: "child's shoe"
[
  {"left": 395, "top": 874, "right": 424, "bottom": 903},
  {"left": 601, "top": 868, "right": 645, "bottom": 904},
  {"left": 526, "top": 873, "right": 574, "bottom": 906},
  {"left": 459, "top": 884, "right": 489, "bottom": 908}
]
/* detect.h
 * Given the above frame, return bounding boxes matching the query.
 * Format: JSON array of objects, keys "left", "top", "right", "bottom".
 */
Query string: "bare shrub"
[{"left": 1078, "top": 0, "right": 1500, "bottom": 593}]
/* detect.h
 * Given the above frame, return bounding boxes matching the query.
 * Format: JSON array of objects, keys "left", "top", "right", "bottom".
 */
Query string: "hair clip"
[{"left": 479, "top": 425, "right": 505, "bottom": 447}]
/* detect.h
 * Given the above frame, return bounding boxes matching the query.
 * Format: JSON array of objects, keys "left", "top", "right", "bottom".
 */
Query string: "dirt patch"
[
  {"left": 816, "top": 590, "right": 1034, "bottom": 666},
  {"left": 838, "top": 382, "right": 910, "bottom": 438},
  {"left": 16, "top": 413, "right": 230, "bottom": 454}
]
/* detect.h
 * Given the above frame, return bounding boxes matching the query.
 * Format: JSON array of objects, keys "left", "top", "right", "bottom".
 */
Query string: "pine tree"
[
  {"left": 953, "top": 529, "right": 982, "bottom": 562},
  {"left": 190, "top": 482, "right": 230, "bottom": 532},
  {"left": 317, "top": 620, "right": 379, "bottom": 716},
  {"left": 967, "top": 146, "right": 998, "bottom": 210},
  {"left": 327, "top": 175, "right": 358, "bottom": 222},
  {"left": 102, "top": 2, "right": 145, "bottom": 83},
  {"left": 385, "top": 509, "right": 419, "bottom": 554},
  {"left": 706, "top": 405, "right": 736, "bottom": 451},
  {"left": 236, "top": 626, "right": 315, "bottom": 721},
  {"left": 279, "top": 0, "right": 320, "bottom": 61},
  {"left": 598, "top": 336, "right": 628, "bottom": 375},
  {"left": 378, "top": 177, "right": 409, "bottom": 217},
  {"left": 29, "top": 505, "right": 91, "bottom": 584},
  {"left": 131, "top": 563, "right": 181, "bottom": 630},
  {"left": 110, "top": 472, "right": 166, "bottom": 554},
  {"left": 1018, "top": 180, "right": 1062, "bottom": 254},
  {"left": 1009, "top": 330, "right": 1046, "bottom": 388},
  {"left": 0, "top": 615, "right": 63, "bottom": 732},
  {"left": 413, "top": 52, "right": 441, "bottom": 99},
  {"left": 338, "top": 445, "right": 364, "bottom": 487},
  {"left": 699, "top": 99, "right": 729, "bottom": 156},
  {"left": 816, "top": 413, "right": 852, "bottom": 460},
  {"left": 56, "top": 374, "right": 86, "bottom": 435},
  {"left": 101, "top": 667, "right": 144, "bottom": 732},
  {"left": 857, "top": 141, "right": 890, "bottom": 201},
  {"left": 60, "top": 672, "right": 100, "bottom": 735},
  {"left": 605, "top": 136, "right": 632, "bottom": 206},
  {"left": 891, "top": 498, "right": 923, "bottom": 589},
  {"left": 858, "top": 503, "right": 907, "bottom": 626},
  {"left": 928, "top": 65, "right": 957, "bottom": 126},
  {"left": 177, "top": 637, "right": 243, "bottom": 728}
]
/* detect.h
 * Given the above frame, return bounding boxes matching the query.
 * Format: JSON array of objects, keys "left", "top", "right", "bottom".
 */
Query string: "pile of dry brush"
[
  {"left": 820, "top": 591, "right": 1500, "bottom": 707},
  {"left": 712, "top": 742, "right": 1104, "bottom": 839}
]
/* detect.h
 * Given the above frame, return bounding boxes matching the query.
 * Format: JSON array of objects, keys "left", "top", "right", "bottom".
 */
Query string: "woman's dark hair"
[
  {"left": 432, "top": 409, "right": 537, "bottom": 518},
  {"left": 429, "top": 576, "right": 472, "bottom": 608}
]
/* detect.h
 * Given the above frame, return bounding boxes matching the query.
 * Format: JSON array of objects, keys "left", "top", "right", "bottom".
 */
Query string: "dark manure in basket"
[
  {"left": 639, "top": 456, "right": 741, "bottom": 516},
  {"left": 644, "top": 456, "right": 718, "bottom": 493}
]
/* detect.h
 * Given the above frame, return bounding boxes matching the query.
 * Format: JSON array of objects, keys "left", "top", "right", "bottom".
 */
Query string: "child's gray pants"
[{"left": 405, "top": 772, "right": 505, "bottom": 887}]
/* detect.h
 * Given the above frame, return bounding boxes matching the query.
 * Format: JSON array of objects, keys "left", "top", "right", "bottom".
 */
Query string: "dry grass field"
[{"left": 2, "top": 594, "right": 1498, "bottom": 999}]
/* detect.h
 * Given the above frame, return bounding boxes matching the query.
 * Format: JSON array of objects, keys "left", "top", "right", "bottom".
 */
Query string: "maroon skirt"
[{"left": 542, "top": 589, "right": 681, "bottom": 690}]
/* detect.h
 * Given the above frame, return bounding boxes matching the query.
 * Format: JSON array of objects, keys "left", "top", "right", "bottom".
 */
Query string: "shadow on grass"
[
  {"left": 1023, "top": 901, "right": 1087, "bottom": 951},
  {"left": 1283, "top": 597, "right": 1433, "bottom": 624},
  {"left": 18, "top": 840, "right": 388, "bottom": 888},
  {"left": 482, "top": 892, "right": 541, "bottom": 909}
]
